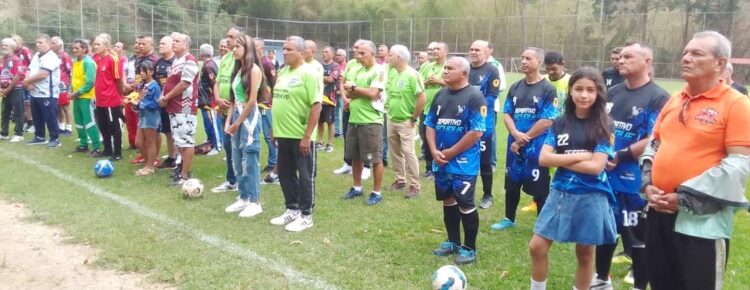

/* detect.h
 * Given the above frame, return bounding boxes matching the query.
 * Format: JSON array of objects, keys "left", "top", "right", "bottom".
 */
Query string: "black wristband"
[{"left": 616, "top": 147, "right": 635, "bottom": 162}]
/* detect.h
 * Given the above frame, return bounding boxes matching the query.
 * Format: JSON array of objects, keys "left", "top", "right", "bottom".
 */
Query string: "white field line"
[{"left": 0, "top": 148, "right": 339, "bottom": 290}]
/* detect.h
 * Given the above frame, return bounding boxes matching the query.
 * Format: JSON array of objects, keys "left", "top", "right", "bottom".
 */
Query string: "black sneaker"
[
  {"left": 27, "top": 136, "right": 48, "bottom": 145},
  {"left": 59, "top": 130, "right": 72, "bottom": 137},
  {"left": 74, "top": 145, "right": 89, "bottom": 153},
  {"left": 342, "top": 187, "right": 363, "bottom": 199},
  {"left": 157, "top": 157, "right": 177, "bottom": 169},
  {"left": 479, "top": 196, "right": 493, "bottom": 209},
  {"left": 262, "top": 165, "right": 275, "bottom": 174},
  {"left": 89, "top": 149, "right": 103, "bottom": 157},
  {"left": 432, "top": 241, "right": 458, "bottom": 256},
  {"left": 110, "top": 154, "right": 122, "bottom": 161}
]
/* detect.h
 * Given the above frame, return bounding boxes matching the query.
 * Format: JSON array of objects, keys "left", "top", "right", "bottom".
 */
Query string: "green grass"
[{"left": 0, "top": 74, "right": 748, "bottom": 289}]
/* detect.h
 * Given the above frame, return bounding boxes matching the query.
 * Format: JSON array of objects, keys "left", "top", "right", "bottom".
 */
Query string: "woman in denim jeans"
[{"left": 223, "top": 34, "right": 270, "bottom": 218}]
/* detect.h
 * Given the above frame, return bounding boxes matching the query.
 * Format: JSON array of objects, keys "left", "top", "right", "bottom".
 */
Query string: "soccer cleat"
[
  {"left": 238, "top": 202, "right": 263, "bottom": 218},
  {"left": 110, "top": 154, "right": 122, "bottom": 161},
  {"left": 260, "top": 174, "right": 280, "bottom": 185},
  {"left": 623, "top": 268, "right": 634, "bottom": 285},
  {"left": 521, "top": 202, "right": 538, "bottom": 213},
  {"left": 490, "top": 218, "right": 516, "bottom": 231},
  {"left": 74, "top": 145, "right": 89, "bottom": 153},
  {"left": 271, "top": 209, "right": 300, "bottom": 226},
  {"left": 9, "top": 135, "right": 23, "bottom": 143},
  {"left": 405, "top": 186, "right": 420, "bottom": 199},
  {"left": 47, "top": 139, "right": 61, "bottom": 148},
  {"left": 479, "top": 196, "right": 493, "bottom": 209},
  {"left": 590, "top": 274, "right": 614, "bottom": 290},
  {"left": 422, "top": 171, "right": 434, "bottom": 179},
  {"left": 432, "top": 241, "right": 458, "bottom": 256},
  {"left": 27, "top": 136, "right": 47, "bottom": 145},
  {"left": 325, "top": 144, "right": 334, "bottom": 153},
  {"left": 342, "top": 187, "right": 363, "bottom": 199},
  {"left": 225, "top": 198, "right": 250, "bottom": 213},
  {"left": 333, "top": 163, "right": 352, "bottom": 174},
  {"left": 455, "top": 246, "right": 477, "bottom": 264},
  {"left": 390, "top": 180, "right": 407, "bottom": 191},
  {"left": 366, "top": 192, "right": 382, "bottom": 205},
  {"left": 285, "top": 215, "right": 313, "bottom": 232},
  {"left": 157, "top": 157, "right": 177, "bottom": 169},
  {"left": 211, "top": 181, "right": 238, "bottom": 193},
  {"left": 361, "top": 167, "right": 371, "bottom": 180}
]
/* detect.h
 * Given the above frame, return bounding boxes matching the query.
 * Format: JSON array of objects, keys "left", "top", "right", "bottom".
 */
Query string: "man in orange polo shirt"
[{"left": 643, "top": 30, "right": 750, "bottom": 290}]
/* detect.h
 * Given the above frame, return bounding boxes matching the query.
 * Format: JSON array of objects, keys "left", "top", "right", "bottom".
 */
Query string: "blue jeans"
[
  {"left": 30, "top": 97, "right": 59, "bottom": 140},
  {"left": 334, "top": 95, "right": 343, "bottom": 135},
  {"left": 231, "top": 108, "right": 261, "bottom": 201},
  {"left": 217, "top": 113, "right": 236, "bottom": 184},
  {"left": 260, "top": 108, "right": 277, "bottom": 167},
  {"left": 201, "top": 108, "right": 222, "bottom": 150}
]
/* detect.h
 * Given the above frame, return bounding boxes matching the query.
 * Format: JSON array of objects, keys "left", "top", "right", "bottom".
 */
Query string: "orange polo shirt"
[{"left": 652, "top": 80, "right": 750, "bottom": 192}]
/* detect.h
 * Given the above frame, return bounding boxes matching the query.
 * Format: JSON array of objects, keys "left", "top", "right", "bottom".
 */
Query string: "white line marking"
[{"left": 0, "top": 148, "right": 339, "bottom": 290}]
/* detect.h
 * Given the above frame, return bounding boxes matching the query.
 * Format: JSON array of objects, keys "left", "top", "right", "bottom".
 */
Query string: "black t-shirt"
[
  {"left": 154, "top": 56, "right": 174, "bottom": 89},
  {"left": 468, "top": 62, "right": 501, "bottom": 130},
  {"left": 602, "top": 67, "right": 624, "bottom": 89},
  {"left": 731, "top": 82, "right": 748, "bottom": 96},
  {"left": 134, "top": 53, "right": 160, "bottom": 89}
]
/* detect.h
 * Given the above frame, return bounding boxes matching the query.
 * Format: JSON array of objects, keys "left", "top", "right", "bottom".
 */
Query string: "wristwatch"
[{"left": 410, "top": 116, "right": 418, "bottom": 123}]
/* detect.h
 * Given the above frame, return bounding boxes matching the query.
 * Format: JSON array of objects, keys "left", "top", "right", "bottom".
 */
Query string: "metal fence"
[{"left": 1, "top": 0, "right": 748, "bottom": 81}]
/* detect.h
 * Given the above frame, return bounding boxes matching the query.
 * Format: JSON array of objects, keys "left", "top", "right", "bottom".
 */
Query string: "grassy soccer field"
[{"left": 0, "top": 73, "right": 747, "bottom": 289}]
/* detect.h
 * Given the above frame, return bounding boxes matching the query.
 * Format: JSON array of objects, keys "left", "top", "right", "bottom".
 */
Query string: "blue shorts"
[
  {"left": 434, "top": 172, "right": 477, "bottom": 209},
  {"left": 138, "top": 109, "right": 161, "bottom": 129},
  {"left": 534, "top": 188, "right": 617, "bottom": 245},
  {"left": 612, "top": 192, "right": 647, "bottom": 247}
]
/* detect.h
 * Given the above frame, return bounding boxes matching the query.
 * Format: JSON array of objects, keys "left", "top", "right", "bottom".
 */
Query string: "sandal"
[{"left": 136, "top": 167, "right": 155, "bottom": 176}]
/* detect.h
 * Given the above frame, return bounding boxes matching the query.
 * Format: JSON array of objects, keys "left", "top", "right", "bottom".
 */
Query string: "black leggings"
[{"left": 95, "top": 106, "right": 124, "bottom": 156}]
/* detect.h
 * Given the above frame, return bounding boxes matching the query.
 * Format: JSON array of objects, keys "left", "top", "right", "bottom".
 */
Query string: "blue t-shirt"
[
  {"left": 139, "top": 80, "right": 162, "bottom": 110},
  {"left": 502, "top": 79, "right": 558, "bottom": 174},
  {"left": 544, "top": 117, "right": 615, "bottom": 197},
  {"left": 424, "top": 85, "right": 487, "bottom": 175},
  {"left": 468, "top": 62, "right": 500, "bottom": 132},
  {"left": 606, "top": 81, "right": 669, "bottom": 195}
]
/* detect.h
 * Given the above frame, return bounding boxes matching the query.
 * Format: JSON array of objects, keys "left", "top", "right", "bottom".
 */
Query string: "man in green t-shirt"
[
  {"left": 269, "top": 36, "right": 322, "bottom": 232},
  {"left": 418, "top": 42, "right": 448, "bottom": 178},
  {"left": 210, "top": 27, "right": 240, "bottom": 193},
  {"left": 543, "top": 51, "right": 570, "bottom": 115},
  {"left": 342, "top": 40, "right": 388, "bottom": 205},
  {"left": 386, "top": 45, "right": 426, "bottom": 198}
]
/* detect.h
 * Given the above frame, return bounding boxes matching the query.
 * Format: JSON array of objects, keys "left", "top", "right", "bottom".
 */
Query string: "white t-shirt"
[{"left": 27, "top": 51, "right": 61, "bottom": 98}]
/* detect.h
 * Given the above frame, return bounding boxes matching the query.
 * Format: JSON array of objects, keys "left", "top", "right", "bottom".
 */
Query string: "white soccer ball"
[
  {"left": 432, "top": 265, "right": 468, "bottom": 290},
  {"left": 181, "top": 178, "right": 204, "bottom": 199}
]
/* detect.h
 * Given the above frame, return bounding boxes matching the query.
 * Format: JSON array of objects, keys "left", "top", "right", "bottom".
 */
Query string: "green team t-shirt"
[
  {"left": 306, "top": 59, "right": 325, "bottom": 98},
  {"left": 348, "top": 63, "right": 387, "bottom": 124},
  {"left": 342, "top": 59, "right": 362, "bottom": 82},
  {"left": 217, "top": 54, "right": 236, "bottom": 100},
  {"left": 545, "top": 73, "right": 570, "bottom": 113},
  {"left": 386, "top": 66, "right": 425, "bottom": 122},
  {"left": 418, "top": 61, "right": 445, "bottom": 114},
  {"left": 271, "top": 65, "right": 322, "bottom": 140}
]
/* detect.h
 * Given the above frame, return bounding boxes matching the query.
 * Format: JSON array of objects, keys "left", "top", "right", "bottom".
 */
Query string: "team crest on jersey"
[
  {"left": 288, "top": 77, "right": 301, "bottom": 87},
  {"left": 553, "top": 98, "right": 559, "bottom": 108},
  {"left": 609, "top": 133, "right": 615, "bottom": 145},
  {"left": 696, "top": 108, "right": 718, "bottom": 125},
  {"left": 457, "top": 105, "right": 465, "bottom": 115},
  {"left": 493, "top": 79, "right": 500, "bottom": 88},
  {"left": 480, "top": 106, "right": 487, "bottom": 117},
  {"left": 533, "top": 96, "right": 539, "bottom": 104},
  {"left": 398, "top": 79, "right": 406, "bottom": 89},
  {"left": 631, "top": 106, "right": 642, "bottom": 117}
]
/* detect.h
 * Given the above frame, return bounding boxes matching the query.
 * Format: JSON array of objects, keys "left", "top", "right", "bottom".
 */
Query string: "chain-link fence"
[{"left": 1, "top": 0, "right": 747, "bottom": 81}]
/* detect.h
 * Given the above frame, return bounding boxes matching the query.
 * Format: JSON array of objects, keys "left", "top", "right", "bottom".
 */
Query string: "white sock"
[
  {"left": 353, "top": 186, "right": 362, "bottom": 191},
  {"left": 530, "top": 279, "right": 546, "bottom": 290},
  {"left": 269, "top": 172, "right": 277, "bottom": 178},
  {"left": 66, "top": 124, "right": 72, "bottom": 131},
  {"left": 58, "top": 122, "right": 65, "bottom": 129},
  {"left": 372, "top": 191, "right": 381, "bottom": 196}
]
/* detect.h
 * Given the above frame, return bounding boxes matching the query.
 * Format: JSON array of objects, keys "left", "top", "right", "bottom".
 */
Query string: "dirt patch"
[{"left": 0, "top": 200, "right": 173, "bottom": 290}]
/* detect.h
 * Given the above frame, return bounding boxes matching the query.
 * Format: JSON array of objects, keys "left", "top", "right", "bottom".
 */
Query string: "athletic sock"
[
  {"left": 461, "top": 209, "right": 479, "bottom": 250},
  {"left": 372, "top": 191, "right": 381, "bottom": 196},
  {"left": 530, "top": 279, "right": 546, "bottom": 290},
  {"left": 353, "top": 186, "right": 362, "bottom": 191},
  {"left": 505, "top": 187, "right": 521, "bottom": 222},
  {"left": 66, "top": 124, "right": 72, "bottom": 131},
  {"left": 443, "top": 204, "right": 461, "bottom": 245},
  {"left": 481, "top": 173, "right": 493, "bottom": 199}
]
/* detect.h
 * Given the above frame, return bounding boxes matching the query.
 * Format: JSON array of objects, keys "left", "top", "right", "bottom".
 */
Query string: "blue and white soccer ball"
[
  {"left": 94, "top": 160, "right": 114, "bottom": 178},
  {"left": 432, "top": 265, "right": 467, "bottom": 290}
]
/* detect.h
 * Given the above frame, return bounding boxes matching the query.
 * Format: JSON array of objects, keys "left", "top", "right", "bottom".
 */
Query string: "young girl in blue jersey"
[{"left": 528, "top": 67, "right": 617, "bottom": 290}]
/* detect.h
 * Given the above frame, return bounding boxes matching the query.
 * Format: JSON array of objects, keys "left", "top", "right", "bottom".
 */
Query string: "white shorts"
[{"left": 169, "top": 113, "right": 197, "bottom": 148}]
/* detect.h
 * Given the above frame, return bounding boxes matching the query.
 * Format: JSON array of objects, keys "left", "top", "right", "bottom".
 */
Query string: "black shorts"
[
  {"left": 319, "top": 104, "right": 335, "bottom": 124},
  {"left": 158, "top": 107, "right": 171, "bottom": 133},
  {"left": 479, "top": 132, "right": 494, "bottom": 174},
  {"left": 615, "top": 192, "right": 647, "bottom": 247},
  {"left": 435, "top": 172, "right": 477, "bottom": 209},
  {"left": 504, "top": 169, "right": 550, "bottom": 198}
]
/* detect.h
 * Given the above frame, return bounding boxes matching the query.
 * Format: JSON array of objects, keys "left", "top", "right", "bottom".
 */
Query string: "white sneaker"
[
  {"left": 285, "top": 215, "right": 313, "bottom": 232},
  {"left": 211, "top": 181, "right": 238, "bottom": 193},
  {"left": 333, "top": 163, "right": 352, "bottom": 175},
  {"left": 238, "top": 202, "right": 263, "bottom": 218},
  {"left": 0, "top": 135, "right": 9, "bottom": 140},
  {"left": 225, "top": 198, "right": 249, "bottom": 213},
  {"left": 9, "top": 135, "right": 23, "bottom": 143},
  {"left": 270, "top": 209, "right": 300, "bottom": 226},
  {"left": 361, "top": 167, "right": 371, "bottom": 180},
  {"left": 590, "top": 273, "right": 613, "bottom": 290},
  {"left": 206, "top": 149, "right": 219, "bottom": 156}
]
